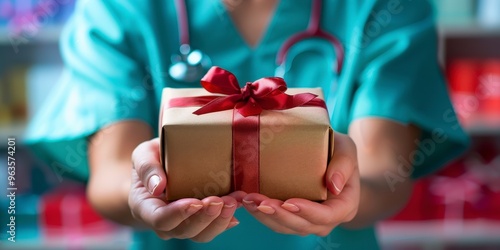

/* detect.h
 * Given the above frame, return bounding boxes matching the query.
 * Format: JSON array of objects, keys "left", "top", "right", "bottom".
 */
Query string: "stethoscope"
[{"left": 168, "top": 0, "right": 344, "bottom": 114}]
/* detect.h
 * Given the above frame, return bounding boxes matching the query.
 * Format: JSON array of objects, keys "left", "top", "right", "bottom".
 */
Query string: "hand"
[
  {"left": 240, "top": 132, "right": 360, "bottom": 236},
  {"left": 128, "top": 138, "right": 241, "bottom": 242}
]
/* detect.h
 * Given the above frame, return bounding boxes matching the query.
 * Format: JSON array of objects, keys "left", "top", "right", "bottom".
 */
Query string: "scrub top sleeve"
[
  {"left": 349, "top": 1, "right": 469, "bottom": 178},
  {"left": 25, "top": 0, "right": 154, "bottom": 181}
]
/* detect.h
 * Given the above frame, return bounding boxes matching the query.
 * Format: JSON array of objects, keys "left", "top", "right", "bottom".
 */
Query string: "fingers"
[
  {"left": 325, "top": 163, "right": 361, "bottom": 223},
  {"left": 157, "top": 196, "right": 238, "bottom": 242},
  {"left": 167, "top": 196, "right": 223, "bottom": 239},
  {"left": 242, "top": 194, "right": 350, "bottom": 236},
  {"left": 130, "top": 191, "right": 239, "bottom": 242},
  {"left": 242, "top": 193, "right": 317, "bottom": 235},
  {"left": 129, "top": 134, "right": 359, "bottom": 240},
  {"left": 190, "top": 196, "right": 239, "bottom": 242},
  {"left": 280, "top": 198, "right": 339, "bottom": 225},
  {"left": 227, "top": 190, "right": 247, "bottom": 207},
  {"left": 282, "top": 166, "right": 361, "bottom": 226},
  {"left": 130, "top": 138, "right": 240, "bottom": 242},
  {"left": 130, "top": 197, "right": 203, "bottom": 232},
  {"left": 132, "top": 138, "right": 166, "bottom": 196},
  {"left": 326, "top": 132, "right": 358, "bottom": 195},
  {"left": 236, "top": 132, "right": 360, "bottom": 237}
]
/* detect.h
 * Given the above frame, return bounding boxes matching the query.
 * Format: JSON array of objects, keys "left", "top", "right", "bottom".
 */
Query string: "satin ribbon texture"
[{"left": 168, "top": 66, "right": 327, "bottom": 194}]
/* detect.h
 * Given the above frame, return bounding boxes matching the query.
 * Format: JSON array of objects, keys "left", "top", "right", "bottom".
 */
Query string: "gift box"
[{"left": 159, "top": 67, "right": 333, "bottom": 201}]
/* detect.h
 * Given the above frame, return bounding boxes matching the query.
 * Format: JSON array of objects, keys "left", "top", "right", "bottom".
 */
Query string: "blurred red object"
[
  {"left": 447, "top": 59, "right": 480, "bottom": 93},
  {"left": 478, "top": 60, "right": 500, "bottom": 121},
  {"left": 389, "top": 179, "right": 430, "bottom": 221},
  {"left": 429, "top": 174, "right": 482, "bottom": 220},
  {"left": 38, "top": 184, "right": 115, "bottom": 238},
  {"left": 389, "top": 139, "right": 500, "bottom": 222},
  {"left": 446, "top": 59, "right": 481, "bottom": 126}
]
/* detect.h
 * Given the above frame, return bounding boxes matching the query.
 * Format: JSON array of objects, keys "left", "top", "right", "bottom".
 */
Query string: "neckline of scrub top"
[{"left": 215, "top": 0, "right": 285, "bottom": 51}]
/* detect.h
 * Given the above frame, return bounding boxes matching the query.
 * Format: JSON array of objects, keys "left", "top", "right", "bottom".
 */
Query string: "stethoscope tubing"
[
  {"left": 275, "top": 0, "right": 344, "bottom": 73},
  {"left": 173, "top": 0, "right": 343, "bottom": 73},
  {"left": 172, "top": 0, "right": 344, "bottom": 117},
  {"left": 174, "top": 0, "right": 190, "bottom": 46}
]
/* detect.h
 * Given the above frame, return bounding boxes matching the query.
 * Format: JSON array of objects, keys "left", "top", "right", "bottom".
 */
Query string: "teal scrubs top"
[{"left": 26, "top": 0, "right": 469, "bottom": 249}]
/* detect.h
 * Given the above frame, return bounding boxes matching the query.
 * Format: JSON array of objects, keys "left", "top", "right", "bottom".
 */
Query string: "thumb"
[
  {"left": 132, "top": 138, "right": 167, "bottom": 196},
  {"left": 326, "top": 132, "right": 357, "bottom": 195}
]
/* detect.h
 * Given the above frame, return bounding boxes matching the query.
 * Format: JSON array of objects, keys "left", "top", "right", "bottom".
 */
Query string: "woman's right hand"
[{"left": 128, "top": 138, "right": 241, "bottom": 242}]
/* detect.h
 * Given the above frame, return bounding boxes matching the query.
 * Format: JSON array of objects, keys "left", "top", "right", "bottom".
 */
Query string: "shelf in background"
[
  {"left": 466, "top": 124, "right": 500, "bottom": 136},
  {"left": 460, "top": 117, "right": 500, "bottom": 136},
  {"left": 439, "top": 22, "right": 500, "bottom": 37},
  {"left": 0, "top": 26, "right": 63, "bottom": 45},
  {"left": 379, "top": 220, "right": 500, "bottom": 249},
  {"left": 0, "top": 226, "right": 131, "bottom": 250}
]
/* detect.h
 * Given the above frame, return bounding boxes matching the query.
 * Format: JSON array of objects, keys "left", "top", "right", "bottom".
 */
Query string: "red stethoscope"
[{"left": 168, "top": 0, "right": 344, "bottom": 86}]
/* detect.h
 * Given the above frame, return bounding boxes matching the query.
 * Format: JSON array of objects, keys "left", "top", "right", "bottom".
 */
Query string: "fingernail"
[
  {"left": 331, "top": 173, "right": 345, "bottom": 195},
  {"left": 206, "top": 202, "right": 223, "bottom": 216},
  {"left": 281, "top": 203, "right": 300, "bottom": 213},
  {"left": 226, "top": 220, "right": 239, "bottom": 230},
  {"left": 186, "top": 204, "right": 203, "bottom": 214},
  {"left": 220, "top": 203, "right": 236, "bottom": 219},
  {"left": 148, "top": 175, "right": 160, "bottom": 194},
  {"left": 257, "top": 205, "right": 275, "bottom": 215},
  {"left": 242, "top": 199, "right": 256, "bottom": 209}
]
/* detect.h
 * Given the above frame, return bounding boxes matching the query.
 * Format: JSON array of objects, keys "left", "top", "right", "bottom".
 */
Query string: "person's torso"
[{"left": 125, "top": 1, "right": 380, "bottom": 249}]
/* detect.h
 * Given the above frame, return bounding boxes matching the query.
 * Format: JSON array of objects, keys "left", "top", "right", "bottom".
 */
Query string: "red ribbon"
[{"left": 168, "top": 66, "right": 326, "bottom": 194}]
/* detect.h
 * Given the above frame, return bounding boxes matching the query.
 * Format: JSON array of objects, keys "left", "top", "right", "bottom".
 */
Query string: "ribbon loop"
[
  {"left": 200, "top": 67, "right": 241, "bottom": 95},
  {"left": 193, "top": 66, "right": 326, "bottom": 117}
]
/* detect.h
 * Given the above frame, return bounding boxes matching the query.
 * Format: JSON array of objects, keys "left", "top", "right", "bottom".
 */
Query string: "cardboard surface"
[{"left": 160, "top": 88, "right": 333, "bottom": 201}]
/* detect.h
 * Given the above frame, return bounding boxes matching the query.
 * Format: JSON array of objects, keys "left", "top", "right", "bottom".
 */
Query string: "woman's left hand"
[{"left": 240, "top": 132, "right": 360, "bottom": 236}]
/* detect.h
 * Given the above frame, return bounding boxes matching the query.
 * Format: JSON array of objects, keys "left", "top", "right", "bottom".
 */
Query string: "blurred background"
[{"left": 0, "top": 0, "right": 499, "bottom": 249}]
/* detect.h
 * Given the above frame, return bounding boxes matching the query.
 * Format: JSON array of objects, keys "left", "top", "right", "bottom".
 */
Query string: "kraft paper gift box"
[{"left": 159, "top": 67, "right": 333, "bottom": 201}]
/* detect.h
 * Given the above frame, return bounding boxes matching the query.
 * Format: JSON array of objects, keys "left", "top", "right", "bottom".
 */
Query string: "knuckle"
[
  {"left": 130, "top": 199, "right": 146, "bottom": 221},
  {"left": 150, "top": 218, "right": 163, "bottom": 230},
  {"left": 144, "top": 206, "right": 169, "bottom": 231},
  {"left": 198, "top": 214, "right": 219, "bottom": 224},
  {"left": 321, "top": 218, "right": 334, "bottom": 226},
  {"left": 338, "top": 152, "right": 357, "bottom": 168},
  {"left": 343, "top": 208, "right": 358, "bottom": 223},
  {"left": 315, "top": 229, "right": 331, "bottom": 237},
  {"left": 330, "top": 153, "right": 358, "bottom": 178},
  {"left": 150, "top": 209, "right": 173, "bottom": 231},
  {"left": 294, "top": 226, "right": 311, "bottom": 236},
  {"left": 285, "top": 221, "right": 313, "bottom": 236},
  {"left": 170, "top": 228, "right": 196, "bottom": 239},
  {"left": 131, "top": 142, "right": 147, "bottom": 161},
  {"left": 191, "top": 235, "right": 215, "bottom": 243},
  {"left": 154, "top": 231, "right": 171, "bottom": 241},
  {"left": 135, "top": 159, "right": 154, "bottom": 180},
  {"left": 130, "top": 209, "right": 140, "bottom": 221},
  {"left": 333, "top": 136, "right": 358, "bottom": 165},
  {"left": 178, "top": 232, "right": 197, "bottom": 240},
  {"left": 168, "top": 230, "right": 184, "bottom": 239}
]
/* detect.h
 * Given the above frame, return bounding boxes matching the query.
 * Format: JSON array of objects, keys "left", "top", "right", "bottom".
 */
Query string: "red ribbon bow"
[
  {"left": 191, "top": 66, "right": 326, "bottom": 116},
  {"left": 168, "top": 66, "right": 326, "bottom": 194}
]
